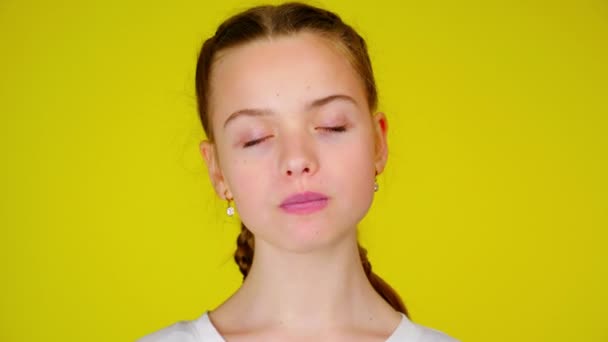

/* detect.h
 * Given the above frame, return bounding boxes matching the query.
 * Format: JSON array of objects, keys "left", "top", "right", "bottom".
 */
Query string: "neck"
[{"left": 216, "top": 231, "right": 395, "bottom": 333}]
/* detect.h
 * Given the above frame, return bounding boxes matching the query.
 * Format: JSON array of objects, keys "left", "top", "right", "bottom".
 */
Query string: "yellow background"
[{"left": 1, "top": 0, "right": 606, "bottom": 341}]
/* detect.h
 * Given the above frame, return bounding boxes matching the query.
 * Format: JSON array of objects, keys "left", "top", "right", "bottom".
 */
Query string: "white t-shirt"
[{"left": 137, "top": 311, "right": 458, "bottom": 342}]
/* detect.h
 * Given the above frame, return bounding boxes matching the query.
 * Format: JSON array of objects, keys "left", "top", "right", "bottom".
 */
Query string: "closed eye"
[
  {"left": 319, "top": 126, "right": 347, "bottom": 133},
  {"left": 243, "top": 136, "right": 270, "bottom": 148}
]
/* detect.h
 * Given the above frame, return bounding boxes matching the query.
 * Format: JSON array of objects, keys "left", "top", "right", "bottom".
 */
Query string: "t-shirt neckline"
[{"left": 194, "top": 310, "right": 414, "bottom": 341}]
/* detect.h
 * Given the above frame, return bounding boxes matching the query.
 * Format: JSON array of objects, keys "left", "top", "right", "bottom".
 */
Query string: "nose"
[
  {"left": 286, "top": 164, "right": 311, "bottom": 176},
  {"left": 279, "top": 132, "right": 319, "bottom": 178}
]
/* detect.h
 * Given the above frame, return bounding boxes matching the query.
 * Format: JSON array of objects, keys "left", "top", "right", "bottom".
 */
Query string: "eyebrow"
[{"left": 223, "top": 94, "right": 358, "bottom": 129}]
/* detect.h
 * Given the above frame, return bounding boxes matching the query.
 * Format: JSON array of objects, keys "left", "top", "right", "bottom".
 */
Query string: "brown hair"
[{"left": 195, "top": 2, "right": 409, "bottom": 317}]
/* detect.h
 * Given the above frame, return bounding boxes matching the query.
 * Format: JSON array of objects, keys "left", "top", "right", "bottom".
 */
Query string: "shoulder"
[
  {"left": 135, "top": 320, "right": 199, "bottom": 342},
  {"left": 136, "top": 311, "right": 223, "bottom": 342},
  {"left": 390, "top": 313, "right": 459, "bottom": 342},
  {"left": 414, "top": 324, "right": 459, "bottom": 342}
]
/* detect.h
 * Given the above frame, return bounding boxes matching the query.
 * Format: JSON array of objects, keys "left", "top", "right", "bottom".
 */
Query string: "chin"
[{"left": 261, "top": 220, "right": 358, "bottom": 254}]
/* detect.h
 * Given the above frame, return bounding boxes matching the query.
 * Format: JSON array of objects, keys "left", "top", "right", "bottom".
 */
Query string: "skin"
[{"left": 199, "top": 32, "right": 399, "bottom": 341}]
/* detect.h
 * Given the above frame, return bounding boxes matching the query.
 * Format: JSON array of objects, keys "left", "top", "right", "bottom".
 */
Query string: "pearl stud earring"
[
  {"left": 226, "top": 199, "right": 235, "bottom": 216},
  {"left": 225, "top": 190, "right": 235, "bottom": 216},
  {"left": 374, "top": 170, "right": 379, "bottom": 192}
]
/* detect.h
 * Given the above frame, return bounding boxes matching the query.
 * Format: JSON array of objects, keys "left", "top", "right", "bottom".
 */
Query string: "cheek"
[
  {"left": 223, "top": 157, "right": 269, "bottom": 214},
  {"left": 329, "top": 139, "right": 376, "bottom": 195},
  {"left": 332, "top": 136, "right": 375, "bottom": 174}
]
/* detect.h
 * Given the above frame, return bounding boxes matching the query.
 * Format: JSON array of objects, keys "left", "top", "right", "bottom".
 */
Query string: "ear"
[
  {"left": 372, "top": 112, "right": 389, "bottom": 175},
  {"left": 199, "top": 140, "right": 232, "bottom": 200}
]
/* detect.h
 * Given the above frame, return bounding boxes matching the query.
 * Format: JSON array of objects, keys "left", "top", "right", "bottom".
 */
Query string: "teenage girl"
[{"left": 139, "top": 2, "right": 458, "bottom": 341}]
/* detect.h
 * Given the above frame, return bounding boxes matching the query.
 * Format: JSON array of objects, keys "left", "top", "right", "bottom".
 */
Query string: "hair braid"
[
  {"left": 359, "top": 244, "right": 410, "bottom": 317},
  {"left": 233, "top": 223, "right": 255, "bottom": 278}
]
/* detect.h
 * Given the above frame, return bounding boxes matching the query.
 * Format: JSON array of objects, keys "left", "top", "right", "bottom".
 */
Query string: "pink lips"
[{"left": 280, "top": 191, "right": 329, "bottom": 215}]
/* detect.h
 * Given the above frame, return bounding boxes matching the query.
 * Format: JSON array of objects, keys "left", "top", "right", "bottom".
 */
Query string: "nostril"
[{"left": 303, "top": 167, "right": 310, "bottom": 173}]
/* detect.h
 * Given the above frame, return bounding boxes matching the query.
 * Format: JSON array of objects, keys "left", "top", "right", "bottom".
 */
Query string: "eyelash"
[
  {"left": 322, "top": 125, "right": 347, "bottom": 133},
  {"left": 243, "top": 138, "right": 266, "bottom": 148},
  {"left": 243, "top": 126, "right": 348, "bottom": 148}
]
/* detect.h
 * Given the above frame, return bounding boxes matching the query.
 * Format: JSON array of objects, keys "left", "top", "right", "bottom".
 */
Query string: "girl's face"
[{"left": 201, "top": 32, "right": 388, "bottom": 252}]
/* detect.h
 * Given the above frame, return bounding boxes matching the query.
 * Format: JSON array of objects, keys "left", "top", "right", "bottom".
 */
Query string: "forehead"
[{"left": 209, "top": 32, "right": 367, "bottom": 128}]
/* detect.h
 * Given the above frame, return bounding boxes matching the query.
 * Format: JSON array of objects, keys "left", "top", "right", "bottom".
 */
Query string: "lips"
[
  {"left": 280, "top": 191, "right": 328, "bottom": 206},
  {"left": 279, "top": 192, "right": 329, "bottom": 214}
]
